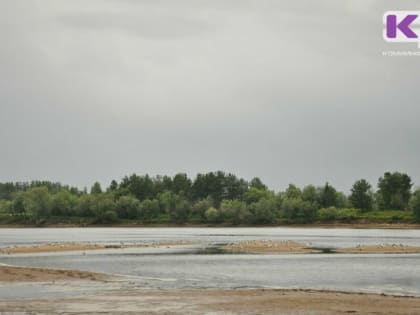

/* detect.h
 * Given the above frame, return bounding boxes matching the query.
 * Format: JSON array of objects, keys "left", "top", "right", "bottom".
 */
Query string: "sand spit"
[
  {"left": 1, "top": 289, "right": 420, "bottom": 314},
  {"left": 338, "top": 244, "right": 420, "bottom": 254},
  {"left": 0, "top": 241, "right": 194, "bottom": 254},
  {"left": 223, "top": 240, "right": 319, "bottom": 253},
  {"left": 0, "top": 264, "right": 110, "bottom": 282}
]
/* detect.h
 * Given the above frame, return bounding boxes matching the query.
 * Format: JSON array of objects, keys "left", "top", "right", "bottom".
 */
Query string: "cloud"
[{"left": 0, "top": 0, "right": 419, "bottom": 191}]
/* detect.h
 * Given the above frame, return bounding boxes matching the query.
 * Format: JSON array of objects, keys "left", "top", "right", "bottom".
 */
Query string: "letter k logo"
[{"left": 386, "top": 14, "right": 418, "bottom": 38}]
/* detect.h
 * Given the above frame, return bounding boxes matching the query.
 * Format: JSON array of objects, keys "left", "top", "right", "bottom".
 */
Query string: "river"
[{"left": 1, "top": 227, "right": 420, "bottom": 298}]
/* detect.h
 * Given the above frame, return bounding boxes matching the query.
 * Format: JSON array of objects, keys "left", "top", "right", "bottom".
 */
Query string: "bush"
[
  {"left": 336, "top": 208, "right": 359, "bottom": 222},
  {"left": 205, "top": 207, "right": 219, "bottom": 223},
  {"left": 318, "top": 207, "right": 339, "bottom": 221}
]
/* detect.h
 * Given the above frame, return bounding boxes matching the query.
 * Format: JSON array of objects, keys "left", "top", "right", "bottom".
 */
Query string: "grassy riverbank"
[{"left": 0, "top": 209, "right": 418, "bottom": 228}]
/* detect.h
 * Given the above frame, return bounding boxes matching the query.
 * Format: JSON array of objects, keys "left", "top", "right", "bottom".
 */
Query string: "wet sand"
[
  {"left": 2, "top": 240, "right": 420, "bottom": 256},
  {"left": 0, "top": 241, "right": 193, "bottom": 254},
  {"left": 1, "top": 288, "right": 420, "bottom": 314},
  {"left": 337, "top": 244, "right": 420, "bottom": 254},
  {"left": 223, "top": 240, "right": 420, "bottom": 254},
  {"left": 223, "top": 240, "right": 319, "bottom": 253},
  {"left": 1, "top": 240, "right": 420, "bottom": 314},
  {"left": 0, "top": 264, "right": 109, "bottom": 282}
]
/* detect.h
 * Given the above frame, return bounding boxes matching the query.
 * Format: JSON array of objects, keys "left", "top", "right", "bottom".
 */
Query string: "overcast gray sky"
[{"left": 1, "top": 0, "right": 419, "bottom": 192}]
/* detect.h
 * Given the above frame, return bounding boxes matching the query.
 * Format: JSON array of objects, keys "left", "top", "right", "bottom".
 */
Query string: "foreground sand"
[
  {"left": 1, "top": 288, "right": 420, "bottom": 314},
  {"left": 0, "top": 264, "right": 109, "bottom": 282}
]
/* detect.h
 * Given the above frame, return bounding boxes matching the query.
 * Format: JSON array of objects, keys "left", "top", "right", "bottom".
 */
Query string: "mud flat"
[
  {"left": 0, "top": 264, "right": 109, "bottom": 282},
  {"left": 0, "top": 241, "right": 194, "bottom": 254},
  {"left": 337, "top": 244, "right": 420, "bottom": 254},
  {"left": 1, "top": 288, "right": 420, "bottom": 314},
  {"left": 223, "top": 240, "right": 320, "bottom": 253}
]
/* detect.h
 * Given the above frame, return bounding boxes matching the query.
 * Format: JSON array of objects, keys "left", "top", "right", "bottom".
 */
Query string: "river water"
[{"left": 1, "top": 227, "right": 420, "bottom": 298}]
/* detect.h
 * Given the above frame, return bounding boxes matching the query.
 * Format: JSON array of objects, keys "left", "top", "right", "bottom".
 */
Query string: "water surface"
[{"left": 1, "top": 227, "right": 420, "bottom": 298}]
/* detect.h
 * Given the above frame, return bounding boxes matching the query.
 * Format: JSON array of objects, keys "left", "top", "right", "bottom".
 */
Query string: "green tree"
[
  {"left": 409, "top": 189, "right": 420, "bottom": 220},
  {"left": 318, "top": 183, "right": 337, "bottom": 208},
  {"left": 119, "top": 174, "right": 155, "bottom": 201},
  {"left": 350, "top": 179, "right": 373, "bottom": 211},
  {"left": 205, "top": 207, "right": 219, "bottom": 223},
  {"left": 192, "top": 197, "right": 214, "bottom": 220},
  {"left": 377, "top": 172, "right": 412, "bottom": 210},
  {"left": 0, "top": 200, "right": 12, "bottom": 213},
  {"left": 281, "top": 198, "right": 316, "bottom": 223},
  {"left": 249, "top": 197, "right": 277, "bottom": 224},
  {"left": 50, "top": 190, "right": 77, "bottom": 216},
  {"left": 219, "top": 199, "right": 249, "bottom": 225},
  {"left": 139, "top": 199, "right": 160, "bottom": 221},
  {"left": 11, "top": 192, "right": 26, "bottom": 214},
  {"left": 23, "top": 187, "right": 51, "bottom": 219},
  {"left": 302, "top": 185, "right": 318, "bottom": 204},
  {"left": 169, "top": 198, "right": 191, "bottom": 223},
  {"left": 285, "top": 184, "right": 302, "bottom": 199},
  {"left": 89, "top": 194, "right": 116, "bottom": 223},
  {"left": 75, "top": 194, "right": 95, "bottom": 217},
  {"left": 243, "top": 188, "right": 273, "bottom": 204},
  {"left": 172, "top": 173, "right": 192, "bottom": 196},
  {"left": 90, "top": 182, "right": 103, "bottom": 194},
  {"left": 249, "top": 177, "right": 267, "bottom": 190},
  {"left": 116, "top": 195, "right": 141, "bottom": 219},
  {"left": 108, "top": 180, "right": 118, "bottom": 192}
]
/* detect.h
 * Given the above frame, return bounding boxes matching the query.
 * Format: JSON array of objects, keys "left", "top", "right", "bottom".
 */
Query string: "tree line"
[{"left": 0, "top": 171, "right": 419, "bottom": 225}]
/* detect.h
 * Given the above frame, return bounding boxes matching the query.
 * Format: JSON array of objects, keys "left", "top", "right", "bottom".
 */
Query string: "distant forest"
[{"left": 0, "top": 171, "right": 419, "bottom": 225}]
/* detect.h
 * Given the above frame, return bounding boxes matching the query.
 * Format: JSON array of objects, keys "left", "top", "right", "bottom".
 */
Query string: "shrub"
[
  {"left": 205, "top": 207, "right": 219, "bottom": 223},
  {"left": 318, "top": 207, "right": 339, "bottom": 221},
  {"left": 337, "top": 208, "right": 359, "bottom": 222}
]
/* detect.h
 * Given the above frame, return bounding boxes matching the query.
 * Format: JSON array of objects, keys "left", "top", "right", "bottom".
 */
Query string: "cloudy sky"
[{"left": 1, "top": 0, "right": 419, "bottom": 192}]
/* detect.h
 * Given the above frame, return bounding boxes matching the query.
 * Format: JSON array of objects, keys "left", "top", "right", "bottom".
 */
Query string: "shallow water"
[
  {"left": 1, "top": 227, "right": 420, "bottom": 298},
  {"left": 1, "top": 227, "right": 420, "bottom": 248}
]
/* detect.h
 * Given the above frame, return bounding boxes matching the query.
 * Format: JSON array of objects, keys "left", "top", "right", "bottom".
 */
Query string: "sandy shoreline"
[{"left": 1, "top": 288, "right": 419, "bottom": 314}]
